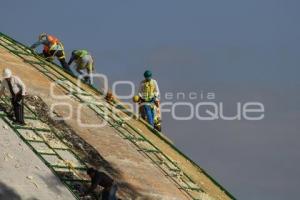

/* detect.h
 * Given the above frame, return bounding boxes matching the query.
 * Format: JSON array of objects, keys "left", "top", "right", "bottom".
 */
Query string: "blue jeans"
[{"left": 143, "top": 103, "right": 154, "bottom": 127}]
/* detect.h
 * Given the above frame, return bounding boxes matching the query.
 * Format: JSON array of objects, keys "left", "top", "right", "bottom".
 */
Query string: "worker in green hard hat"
[
  {"left": 68, "top": 50, "right": 95, "bottom": 84},
  {"left": 138, "top": 70, "right": 161, "bottom": 129}
]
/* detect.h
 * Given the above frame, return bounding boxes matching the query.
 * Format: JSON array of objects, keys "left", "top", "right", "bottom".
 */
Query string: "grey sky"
[{"left": 1, "top": 0, "right": 300, "bottom": 199}]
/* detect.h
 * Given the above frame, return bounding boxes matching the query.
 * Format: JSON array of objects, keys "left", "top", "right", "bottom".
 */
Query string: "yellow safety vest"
[{"left": 143, "top": 79, "right": 156, "bottom": 101}]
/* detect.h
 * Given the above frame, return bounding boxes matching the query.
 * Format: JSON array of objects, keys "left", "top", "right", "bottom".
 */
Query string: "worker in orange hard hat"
[{"left": 31, "top": 33, "right": 71, "bottom": 72}]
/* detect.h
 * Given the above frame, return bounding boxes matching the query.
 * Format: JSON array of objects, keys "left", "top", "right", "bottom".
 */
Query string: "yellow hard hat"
[{"left": 132, "top": 95, "right": 140, "bottom": 103}]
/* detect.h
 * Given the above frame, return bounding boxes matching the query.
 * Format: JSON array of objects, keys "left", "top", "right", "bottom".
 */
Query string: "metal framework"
[
  {"left": 0, "top": 96, "right": 89, "bottom": 199},
  {"left": 0, "top": 32, "right": 236, "bottom": 200}
]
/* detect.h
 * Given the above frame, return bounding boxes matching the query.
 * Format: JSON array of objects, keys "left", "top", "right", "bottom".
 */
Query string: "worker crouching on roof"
[
  {"left": 68, "top": 50, "right": 95, "bottom": 85},
  {"left": 137, "top": 70, "right": 161, "bottom": 129},
  {"left": 30, "top": 33, "right": 71, "bottom": 72},
  {"left": 82, "top": 167, "right": 118, "bottom": 200},
  {"left": 0, "top": 68, "right": 26, "bottom": 126}
]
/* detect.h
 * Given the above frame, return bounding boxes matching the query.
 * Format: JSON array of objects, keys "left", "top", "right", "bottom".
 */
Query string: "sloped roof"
[{"left": 0, "top": 32, "right": 235, "bottom": 200}]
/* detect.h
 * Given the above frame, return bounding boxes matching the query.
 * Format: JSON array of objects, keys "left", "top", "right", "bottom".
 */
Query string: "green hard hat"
[
  {"left": 144, "top": 70, "right": 152, "bottom": 78},
  {"left": 72, "top": 50, "right": 88, "bottom": 58}
]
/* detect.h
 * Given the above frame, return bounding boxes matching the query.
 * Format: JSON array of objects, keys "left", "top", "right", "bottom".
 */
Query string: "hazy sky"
[{"left": 1, "top": 1, "right": 300, "bottom": 199}]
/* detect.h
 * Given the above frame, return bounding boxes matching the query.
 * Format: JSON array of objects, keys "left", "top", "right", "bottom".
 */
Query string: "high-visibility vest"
[
  {"left": 143, "top": 79, "right": 156, "bottom": 101},
  {"left": 43, "top": 35, "right": 60, "bottom": 53}
]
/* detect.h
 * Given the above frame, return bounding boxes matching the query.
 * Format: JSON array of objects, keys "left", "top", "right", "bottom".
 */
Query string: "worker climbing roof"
[
  {"left": 30, "top": 33, "right": 70, "bottom": 71},
  {"left": 32, "top": 33, "right": 61, "bottom": 52},
  {"left": 68, "top": 49, "right": 94, "bottom": 85}
]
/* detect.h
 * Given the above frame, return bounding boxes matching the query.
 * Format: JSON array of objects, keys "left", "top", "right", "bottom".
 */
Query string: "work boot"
[
  {"left": 154, "top": 123, "right": 161, "bottom": 132},
  {"left": 83, "top": 76, "right": 92, "bottom": 85},
  {"left": 12, "top": 121, "right": 26, "bottom": 126}
]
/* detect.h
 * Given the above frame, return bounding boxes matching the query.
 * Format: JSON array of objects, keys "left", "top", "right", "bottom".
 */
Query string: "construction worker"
[
  {"left": 138, "top": 70, "right": 160, "bottom": 128},
  {"left": 0, "top": 68, "right": 26, "bottom": 125},
  {"left": 83, "top": 167, "right": 118, "bottom": 200},
  {"left": 68, "top": 50, "right": 94, "bottom": 84},
  {"left": 30, "top": 33, "right": 71, "bottom": 72}
]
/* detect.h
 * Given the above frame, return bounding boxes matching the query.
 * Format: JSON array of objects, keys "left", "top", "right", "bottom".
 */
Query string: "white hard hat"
[
  {"left": 3, "top": 68, "right": 12, "bottom": 79},
  {"left": 38, "top": 32, "right": 47, "bottom": 41}
]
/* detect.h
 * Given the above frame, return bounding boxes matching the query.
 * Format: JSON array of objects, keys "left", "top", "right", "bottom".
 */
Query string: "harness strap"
[{"left": 7, "top": 79, "right": 15, "bottom": 98}]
